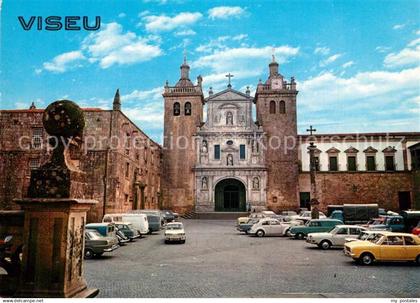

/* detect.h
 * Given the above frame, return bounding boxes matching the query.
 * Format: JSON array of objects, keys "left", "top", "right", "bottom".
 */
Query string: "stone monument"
[{"left": 14, "top": 100, "right": 98, "bottom": 298}]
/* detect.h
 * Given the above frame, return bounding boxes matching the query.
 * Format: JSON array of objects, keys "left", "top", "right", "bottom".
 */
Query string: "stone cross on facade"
[
  {"left": 306, "top": 125, "right": 317, "bottom": 136},
  {"left": 226, "top": 73, "right": 234, "bottom": 88}
]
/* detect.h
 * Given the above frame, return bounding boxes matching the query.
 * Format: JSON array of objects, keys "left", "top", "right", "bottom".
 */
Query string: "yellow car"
[{"left": 344, "top": 232, "right": 420, "bottom": 265}]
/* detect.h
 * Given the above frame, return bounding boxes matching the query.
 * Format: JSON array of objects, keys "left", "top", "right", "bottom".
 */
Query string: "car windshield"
[
  {"left": 166, "top": 224, "right": 183, "bottom": 230},
  {"left": 330, "top": 226, "right": 341, "bottom": 234},
  {"left": 86, "top": 230, "right": 103, "bottom": 239},
  {"left": 372, "top": 234, "right": 384, "bottom": 244}
]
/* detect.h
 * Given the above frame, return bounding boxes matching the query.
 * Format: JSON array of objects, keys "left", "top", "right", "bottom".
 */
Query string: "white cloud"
[
  {"left": 208, "top": 6, "right": 246, "bottom": 20},
  {"left": 193, "top": 45, "right": 299, "bottom": 88},
  {"left": 319, "top": 53, "right": 342, "bottom": 67},
  {"left": 118, "top": 13, "right": 126, "bottom": 18},
  {"left": 298, "top": 66, "right": 420, "bottom": 132},
  {"left": 232, "top": 34, "right": 247, "bottom": 41},
  {"left": 300, "top": 66, "right": 420, "bottom": 109},
  {"left": 375, "top": 46, "right": 391, "bottom": 53},
  {"left": 142, "top": 12, "right": 202, "bottom": 32},
  {"left": 384, "top": 37, "right": 420, "bottom": 68},
  {"left": 121, "top": 87, "right": 164, "bottom": 130},
  {"left": 314, "top": 47, "right": 330, "bottom": 56},
  {"left": 342, "top": 61, "right": 354, "bottom": 68},
  {"left": 193, "top": 45, "right": 299, "bottom": 73},
  {"left": 174, "top": 29, "right": 196, "bottom": 36},
  {"left": 42, "top": 51, "right": 86, "bottom": 73},
  {"left": 392, "top": 24, "right": 405, "bottom": 30},
  {"left": 82, "top": 22, "right": 162, "bottom": 68}
]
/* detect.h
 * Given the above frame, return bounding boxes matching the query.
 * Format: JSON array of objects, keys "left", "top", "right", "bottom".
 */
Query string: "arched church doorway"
[{"left": 215, "top": 178, "right": 246, "bottom": 211}]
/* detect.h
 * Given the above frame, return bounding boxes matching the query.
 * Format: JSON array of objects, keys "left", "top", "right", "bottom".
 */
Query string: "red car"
[{"left": 412, "top": 222, "right": 420, "bottom": 236}]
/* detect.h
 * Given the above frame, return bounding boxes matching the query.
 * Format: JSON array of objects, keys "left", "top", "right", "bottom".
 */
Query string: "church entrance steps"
[{"left": 194, "top": 212, "right": 249, "bottom": 220}]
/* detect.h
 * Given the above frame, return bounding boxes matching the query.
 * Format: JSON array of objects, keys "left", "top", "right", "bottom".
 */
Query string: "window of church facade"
[
  {"left": 279, "top": 100, "right": 286, "bottom": 114},
  {"left": 329, "top": 156, "right": 338, "bottom": 171},
  {"left": 347, "top": 156, "right": 357, "bottom": 171},
  {"left": 173, "top": 102, "right": 180, "bottom": 116},
  {"left": 366, "top": 156, "right": 376, "bottom": 171},
  {"left": 32, "top": 127, "right": 43, "bottom": 148},
  {"left": 269, "top": 101, "right": 276, "bottom": 114},
  {"left": 214, "top": 145, "right": 220, "bottom": 160},
  {"left": 240, "top": 144, "right": 246, "bottom": 159},
  {"left": 184, "top": 102, "right": 191, "bottom": 116},
  {"left": 125, "top": 162, "right": 130, "bottom": 178},
  {"left": 385, "top": 155, "right": 395, "bottom": 171}
]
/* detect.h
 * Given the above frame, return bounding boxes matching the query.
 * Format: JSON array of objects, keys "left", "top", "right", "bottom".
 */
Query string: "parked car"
[
  {"left": 161, "top": 210, "right": 178, "bottom": 223},
  {"left": 288, "top": 219, "right": 343, "bottom": 239},
  {"left": 164, "top": 222, "right": 186, "bottom": 244},
  {"left": 306, "top": 225, "right": 367, "bottom": 249},
  {"left": 345, "top": 230, "right": 387, "bottom": 243},
  {"left": 237, "top": 211, "right": 277, "bottom": 225},
  {"left": 145, "top": 214, "right": 162, "bottom": 233},
  {"left": 115, "top": 228, "right": 130, "bottom": 245},
  {"left": 86, "top": 222, "right": 117, "bottom": 239},
  {"left": 103, "top": 213, "right": 149, "bottom": 236},
  {"left": 248, "top": 218, "right": 289, "bottom": 237},
  {"left": 131, "top": 210, "right": 165, "bottom": 227},
  {"left": 84, "top": 229, "right": 119, "bottom": 259},
  {"left": 344, "top": 232, "right": 420, "bottom": 265},
  {"left": 412, "top": 221, "right": 420, "bottom": 236},
  {"left": 114, "top": 222, "right": 140, "bottom": 241},
  {"left": 237, "top": 218, "right": 260, "bottom": 234},
  {"left": 291, "top": 211, "right": 327, "bottom": 223}
]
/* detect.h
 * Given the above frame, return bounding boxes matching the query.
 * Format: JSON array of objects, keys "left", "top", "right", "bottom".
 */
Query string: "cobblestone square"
[{"left": 85, "top": 220, "right": 420, "bottom": 298}]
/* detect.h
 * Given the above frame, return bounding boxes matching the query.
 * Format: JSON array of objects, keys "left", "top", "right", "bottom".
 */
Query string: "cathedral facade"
[{"left": 162, "top": 57, "right": 420, "bottom": 214}]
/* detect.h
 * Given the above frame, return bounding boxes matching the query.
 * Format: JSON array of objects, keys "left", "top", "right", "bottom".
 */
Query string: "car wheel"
[
  {"left": 285, "top": 229, "right": 291, "bottom": 237},
  {"left": 256, "top": 230, "right": 265, "bottom": 237},
  {"left": 295, "top": 233, "right": 304, "bottom": 240},
  {"left": 320, "top": 240, "right": 331, "bottom": 250},
  {"left": 416, "top": 255, "right": 420, "bottom": 265},
  {"left": 95, "top": 253, "right": 103, "bottom": 257},
  {"left": 164, "top": 239, "right": 168, "bottom": 244},
  {"left": 84, "top": 249, "right": 94, "bottom": 259},
  {"left": 360, "top": 253, "right": 374, "bottom": 265}
]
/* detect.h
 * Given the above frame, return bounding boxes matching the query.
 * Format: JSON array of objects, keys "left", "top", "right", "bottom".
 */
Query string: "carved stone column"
[{"left": 14, "top": 100, "right": 98, "bottom": 298}]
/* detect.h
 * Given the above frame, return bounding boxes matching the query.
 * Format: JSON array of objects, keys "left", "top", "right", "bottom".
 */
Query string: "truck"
[
  {"left": 369, "top": 210, "right": 420, "bottom": 232},
  {"left": 329, "top": 204, "right": 379, "bottom": 225}
]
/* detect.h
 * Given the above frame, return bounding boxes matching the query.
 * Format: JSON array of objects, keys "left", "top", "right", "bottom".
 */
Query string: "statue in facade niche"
[
  {"left": 226, "top": 111, "right": 233, "bottom": 125},
  {"left": 227, "top": 154, "right": 233, "bottom": 166},
  {"left": 201, "top": 140, "right": 208, "bottom": 153},
  {"left": 252, "top": 177, "right": 260, "bottom": 190},
  {"left": 201, "top": 177, "right": 208, "bottom": 190}
]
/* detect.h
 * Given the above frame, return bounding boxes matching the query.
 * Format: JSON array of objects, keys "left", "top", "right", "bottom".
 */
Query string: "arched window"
[
  {"left": 226, "top": 111, "right": 233, "bottom": 125},
  {"left": 269, "top": 101, "right": 276, "bottom": 114},
  {"left": 173, "top": 102, "right": 180, "bottom": 116},
  {"left": 279, "top": 100, "right": 286, "bottom": 114},
  {"left": 184, "top": 102, "right": 192, "bottom": 116}
]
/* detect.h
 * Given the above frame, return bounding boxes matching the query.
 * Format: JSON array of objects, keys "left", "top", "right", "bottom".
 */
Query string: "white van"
[{"left": 103, "top": 213, "right": 149, "bottom": 236}]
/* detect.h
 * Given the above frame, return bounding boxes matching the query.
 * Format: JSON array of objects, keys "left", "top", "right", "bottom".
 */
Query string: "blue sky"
[{"left": 1, "top": 0, "right": 419, "bottom": 143}]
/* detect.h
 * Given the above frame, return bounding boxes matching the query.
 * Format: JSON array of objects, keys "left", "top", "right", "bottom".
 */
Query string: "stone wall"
[
  {"left": 0, "top": 108, "right": 162, "bottom": 222},
  {"left": 299, "top": 172, "right": 414, "bottom": 211}
]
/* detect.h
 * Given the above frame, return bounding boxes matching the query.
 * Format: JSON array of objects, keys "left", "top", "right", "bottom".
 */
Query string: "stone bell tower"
[
  {"left": 254, "top": 56, "right": 299, "bottom": 210},
  {"left": 162, "top": 56, "right": 204, "bottom": 213}
]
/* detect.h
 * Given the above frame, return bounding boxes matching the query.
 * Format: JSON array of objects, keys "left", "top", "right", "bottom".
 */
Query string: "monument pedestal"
[{"left": 14, "top": 198, "right": 98, "bottom": 298}]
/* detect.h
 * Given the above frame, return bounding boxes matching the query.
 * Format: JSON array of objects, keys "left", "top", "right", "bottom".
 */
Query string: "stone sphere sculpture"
[{"left": 43, "top": 100, "right": 85, "bottom": 138}]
